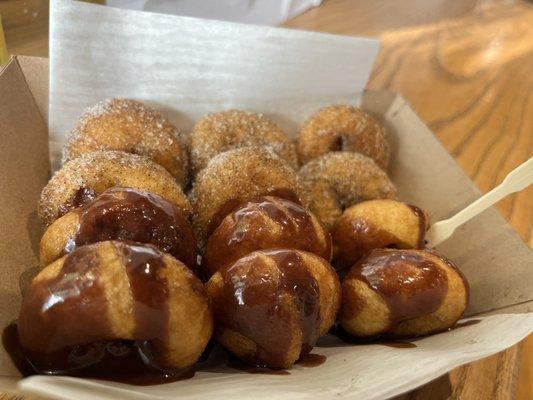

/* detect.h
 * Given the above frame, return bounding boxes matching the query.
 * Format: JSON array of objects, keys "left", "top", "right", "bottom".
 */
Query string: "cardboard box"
[{"left": 0, "top": 1, "right": 531, "bottom": 398}]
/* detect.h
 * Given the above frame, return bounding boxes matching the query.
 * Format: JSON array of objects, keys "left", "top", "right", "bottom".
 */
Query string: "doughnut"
[
  {"left": 38, "top": 151, "right": 192, "bottom": 227},
  {"left": 190, "top": 110, "right": 298, "bottom": 175},
  {"left": 332, "top": 200, "right": 428, "bottom": 272},
  {"left": 40, "top": 187, "right": 197, "bottom": 271},
  {"left": 206, "top": 249, "right": 340, "bottom": 369},
  {"left": 18, "top": 241, "right": 213, "bottom": 374},
  {"left": 339, "top": 249, "right": 469, "bottom": 338},
  {"left": 190, "top": 146, "right": 309, "bottom": 248},
  {"left": 202, "top": 196, "right": 331, "bottom": 279},
  {"left": 63, "top": 99, "right": 189, "bottom": 187},
  {"left": 297, "top": 105, "right": 390, "bottom": 169},
  {"left": 298, "top": 152, "right": 396, "bottom": 230}
]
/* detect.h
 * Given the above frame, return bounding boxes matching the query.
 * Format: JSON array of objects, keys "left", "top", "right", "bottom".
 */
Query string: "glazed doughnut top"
[
  {"left": 63, "top": 187, "right": 197, "bottom": 271},
  {"left": 202, "top": 195, "right": 331, "bottom": 278},
  {"left": 349, "top": 249, "right": 450, "bottom": 324},
  {"left": 214, "top": 249, "right": 323, "bottom": 367}
]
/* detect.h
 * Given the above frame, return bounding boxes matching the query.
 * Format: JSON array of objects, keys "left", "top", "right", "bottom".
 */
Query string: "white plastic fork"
[{"left": 426, "top": 157, "right": 533, "bottom": 247}]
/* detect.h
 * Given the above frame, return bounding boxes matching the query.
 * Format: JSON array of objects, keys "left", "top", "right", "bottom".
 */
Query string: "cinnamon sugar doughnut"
[
  {"left": 190, "top": 146, "right": 308, "bottom": 248},
  {"left": 39, "top": 151, "right": 192, "bottom": 227},
  {"left": 190, "top": 110, "right": 298, "bottom": 175},
  {"left": 63, "top": 99, "right": 189, "bottom": 187},
  {"left": 297, "top": 105, "right": 390, "bottom": 169},
  {"left": 299, "top": 152, "right": 396, "bottom": 230}
]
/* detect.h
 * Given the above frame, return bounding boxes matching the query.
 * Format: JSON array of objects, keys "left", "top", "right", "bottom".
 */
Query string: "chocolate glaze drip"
[
  {"left": 119, "top": 243, "right": 170, "bottom": 369},
  {"left": 298, "top": 353, "right": 327, "bottom": 366},
  {"left": 65, "top": 187, "right": 197, "bottom": 271},
  {"left": 13, "top": 242, "right": 190, "bottom": 384},
  {"left": 18, "top": 245, "right": 111, "bottom": 371},
  {"left": 214, "top": 249, "right": 321, "bottom": 369},
  {"left": 58, "top": 187, "right": 97, "bottom": 217},
  {"left": 332, "top": 217, "right": 403, "bottom": 273},
  {"left": 206, "top": 188, "right": 302, "bottom": 238},
  {"left": 407, "top": 204, "right": 428, "bottom": 248},
  {"left": 350, "top": 249, "right": 448, "bottom": 327},
  {"left": 203, "top": 196, "right": 331, "bottom": 279}
]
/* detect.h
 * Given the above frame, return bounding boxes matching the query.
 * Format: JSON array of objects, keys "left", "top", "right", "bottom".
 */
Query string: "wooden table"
[{"left": 1, "top": 0, "right": 531, "bottom": 399}]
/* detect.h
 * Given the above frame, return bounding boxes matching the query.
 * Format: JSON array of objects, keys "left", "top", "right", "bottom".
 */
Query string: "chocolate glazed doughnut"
[
  {"left": 206, "top": 249, "right": 341, "bottom": 369},
  {"left": 18, "top": 241, "right": 212, "bottom": 375},
  {"left": 40, "top": 187, "right": 197, "bottom": 271},
  {"left": 332, "top": 199, "right": 429, "bottom": 272},
  {"left": 340, "top": 249, "right": 469, "bottom": 338},
  {"left": 202, "top": 196, "right": 331, "bottom": 279}
]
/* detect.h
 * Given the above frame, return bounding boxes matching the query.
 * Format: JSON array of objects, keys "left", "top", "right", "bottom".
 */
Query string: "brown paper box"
[{"left": 0, "top": 56, "right": 531, "bottom": 398}]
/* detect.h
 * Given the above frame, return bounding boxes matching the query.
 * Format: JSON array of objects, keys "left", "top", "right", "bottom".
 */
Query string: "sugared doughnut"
[
  {"left": 332, "top": 200, "right": 428, "bottom": 271},
  {"left": 202, "top": 196, "right": 331, "bottom": 279},
  {"left": 206, "top": 249, "right": 340, "bottom": 369},
  {"left": 339, "top": 249, "right": 469, "bottom": 338},
  {"left": 299, "top": 152, "right": 396, "bottom": 229},
  {"left": 190, "top": 146, "right": 309, "bottom": 248},
  {"left": 38, "top": 151, "right": 192, "bottom": 227},
  {"left": 63, "top": 99, "right": 189, "bottom": 187},
  {"left": 190, "top": 110, "right": 298, "bottom": 175},
  {"left": 297, "top": 105, "right": 390, "bottom": 169},
  {"left": 18, "top": 241, "right": 212, "bottom": 374},
  {"left": 40, "top": 187, "right": 197, "bottom": 271}
]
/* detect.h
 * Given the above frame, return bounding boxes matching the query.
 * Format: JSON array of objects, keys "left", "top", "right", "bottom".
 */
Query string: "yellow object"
[{"left": 0, "top": 16, "right": 8, "bottom": 67}]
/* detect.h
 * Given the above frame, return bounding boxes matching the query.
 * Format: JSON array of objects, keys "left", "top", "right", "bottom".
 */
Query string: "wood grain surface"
[{"left": 1, "top": 0, "right": 532, "bottom": 399}]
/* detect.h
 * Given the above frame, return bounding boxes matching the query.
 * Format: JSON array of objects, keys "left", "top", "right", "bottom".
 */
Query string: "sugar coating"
[
  {"left": 190, "top": 109, "right": 298, "bottom": 175},
  {"left": 190, "top": 146, "right": 308, "bottom": 249},
  {"left": 39, "top": 150, "right": 192, "bottom": 226},
  {"left": 299, "top": 152, "right": 396, "bottom": 229},
  {"left": 297, "top": 105, "right": 391, "bottom": 169},
  {"left": 63, "top": 99, "right": 189, "bottom": 187}
]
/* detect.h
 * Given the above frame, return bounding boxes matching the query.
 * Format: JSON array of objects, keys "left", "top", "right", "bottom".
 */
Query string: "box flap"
[
  {"left": 0, "top": 57, "right": 50, "bottom": 376},
  {"left": 16, "top": 56, "right": 49, "bottom": 124}
]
